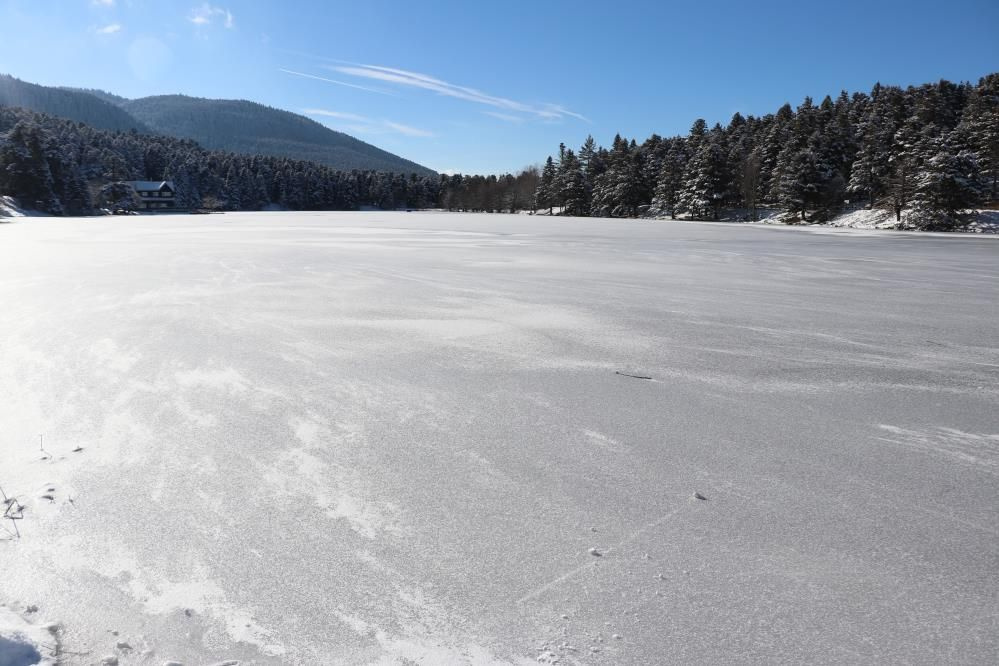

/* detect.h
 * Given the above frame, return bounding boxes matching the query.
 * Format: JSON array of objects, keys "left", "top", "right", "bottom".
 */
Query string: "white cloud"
[
  {"left": 482, "top": 111, "right": 524, "bottom": 123},
  {"left": 328, "top": 63, "right": 588, "bottom": 123},
  {"left": 302, "top": 108, "right": 369, "bottom": 123},
  {"left": 382, "top": 121, "right": 435, "bottom": 138},
  {"left": 302, "top": 108, "right": 434, "bottom": 138},
  {"left": 279, "top": 68, "right": 395, "bottom": 96},
  {"left": 188, "top": 4, "right": 234, "bottom": 29},
  {"left": 96, "top": 23, "right": 122, "bottom": 34},
  {"left": 91, "top": 0, "right": 115, "bottom": 6}
]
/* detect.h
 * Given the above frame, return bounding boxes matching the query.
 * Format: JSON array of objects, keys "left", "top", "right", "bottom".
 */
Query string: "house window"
[{"left": 140, "top": 192, "right": 149, "bottom": 197}]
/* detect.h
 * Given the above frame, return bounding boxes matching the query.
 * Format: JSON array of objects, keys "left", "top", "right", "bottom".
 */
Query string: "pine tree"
[
  {"left": 678, "top": 131, "right": 727, "bottom": 220},
  {"left": 556, "top": 150, "right": 588, "bottom": 216},
  {"left": 884, "top": 118, "right": 926, "bottom": 221},
  {"left": 773, "top": 134, "right": 833, "bottom": 221},
  {"left": 591, "top": 135, "right": 642, "bottom": 217},
  {"left": 910, "top": 131, "right": 984, "bottom": 229},
  {"left": 956, "top": 73, "right": 999, "bottom": 202},
  {"left": 650, "top": 141, "right": 687, "bottom": 219},
  {"left": 578, "top": 135, "right": 597, "bottom": 176},
  {"left": 848, "top": 94, "right": 895, "bottom": 208},
  {"left": 739, "top": 149, "right": 762, "bottom": 220},
  {"left": 535, "top": 156, "right": 556, "bottom": 214},
  {"left": 756, "top": 103, "right": 794, "bottom": 203}
]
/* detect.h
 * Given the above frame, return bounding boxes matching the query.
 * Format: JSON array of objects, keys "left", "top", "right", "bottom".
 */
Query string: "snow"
[
  {"left": 1, "top": 211, "right": 997, "bottom": 663},
  {"left": 0, "top": 197, "right": 51, "bottom": 219},
  {"left": 828, "top": 208, "right": 999, "bottom": 232},
  {"left": 668, "top": 206, "right": 999, "bottom": 232},
  {"left": 963, "top": 209, "right": 999, "bottom": 233},
  {"left": 826, "top": 207, "right": 900, "bottom": 229},
  {"left": 0, "top": 196, "right": 26, "bottom": 219}
]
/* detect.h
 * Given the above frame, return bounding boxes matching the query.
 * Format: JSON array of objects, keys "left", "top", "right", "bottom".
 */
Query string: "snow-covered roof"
[{"left": 127, "top": 180, "right": 175, "bottom": 192}]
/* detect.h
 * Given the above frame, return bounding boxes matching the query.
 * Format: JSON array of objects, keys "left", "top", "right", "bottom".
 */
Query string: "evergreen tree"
[
  {"left": 591, "top": 135, "right": 642, "bottom": 217},
  {"left": 956, "top": 73, "right": 999, "bottom": 202},
  {"left": 848, "top": 93, "right": 895, "bottom": 208},
  {"left": 678, "top": 131, "right": 727, "bottom": 220},
  {"left": 884, "top": 118, "right": 926, "bottom": 221},
  {"left": 650, "top": 141, "right": 687, "bottom": 219},
  {"left": 535, "top": 156, "right": 557, "bottom": 214},
  {"left": 556, "top": 149, "right": 589, "bottom": 216},
  {"left": 910, "top": 132, "right": 984, "bottom": 229},
  {"left": 578, "top": 135, "right": 597, "bottom": 176}
]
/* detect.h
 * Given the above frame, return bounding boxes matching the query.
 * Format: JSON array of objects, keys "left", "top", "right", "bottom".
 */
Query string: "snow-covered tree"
[
  {"left": 650, "top": 141, "right": 687, "bottom": 219},
  {"left": 556, "top": 149, "right": 589, "bottom": 216},
  {"left": 679, "top": 131, "right": 727, "bottom": 220},
  {"left": 910, "top": 132, "right": 984, "bottom": 229},
  {"left": 535, "top": 156, "right": 557, "bottom": 214}
]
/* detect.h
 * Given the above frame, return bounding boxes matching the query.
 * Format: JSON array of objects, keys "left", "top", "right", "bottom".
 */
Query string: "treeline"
[
  {"left": 450, "top": 73, "right": 999, "bottom": 229},
  {"left": 2, "top": 73, "right": 996, "bottom": 229},
  {"left": 0, "top": 106, "right": 442, "bottom": 214}
]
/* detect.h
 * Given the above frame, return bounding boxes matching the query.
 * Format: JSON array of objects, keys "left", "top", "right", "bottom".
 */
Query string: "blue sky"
[{"left": 1, "top": 0, "right": 997, "bottom": 174}]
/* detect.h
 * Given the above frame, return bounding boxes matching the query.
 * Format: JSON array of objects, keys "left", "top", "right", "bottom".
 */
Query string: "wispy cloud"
[
  {"left": 95, "top": 23, "right": 122, "bottom": 34},
  {"left": 279, "top": 69, "right": 395, "bottom": 96},
  {"left": 482, "top": 111, "right": 524, "bottom": 123},
  {"left": 91, "top": 0, "right": 115, "bottom": 6},
  {"left": 302, "top": 108, "right": 370, "bottom": 123},
  {"left": 383, "top": 121, "right": 435, "bottom": 137},
  {"left": 303, "top": 108, "right": 434, "bottom": 138},
  {"left": 188, "top": 4, "right": 234, "bottom": 29},
  {"left": 327, "top": 63, "right": 588, "bottom": 122}
]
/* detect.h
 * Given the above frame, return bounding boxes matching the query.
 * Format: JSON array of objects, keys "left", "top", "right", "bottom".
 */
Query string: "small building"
[{"left": 126, "top": 181, "right": 182, "bottom": 211}]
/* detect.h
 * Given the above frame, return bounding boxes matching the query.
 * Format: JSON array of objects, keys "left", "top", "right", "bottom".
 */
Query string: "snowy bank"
[
  {"left": 0, "top": 196, "right": 26, "bottom": 219},
  {"left": 0, "top": 197, "right": 51, "bottom": 220},
  {"left": 0, "top": 606, "right": 59, "bottom": 666},
  {"left": 653, "top": 207, "right": 999, "bottom": 233}
]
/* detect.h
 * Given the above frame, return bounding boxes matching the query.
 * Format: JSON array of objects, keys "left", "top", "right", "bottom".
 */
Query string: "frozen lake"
[{"left": 1, "top": 212, "right": 997, "bottom": 664}]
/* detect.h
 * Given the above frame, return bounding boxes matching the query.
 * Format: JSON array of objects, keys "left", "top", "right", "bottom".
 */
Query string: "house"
[{"left": 126, "top": 181, "right": 183, "bottom": 211}]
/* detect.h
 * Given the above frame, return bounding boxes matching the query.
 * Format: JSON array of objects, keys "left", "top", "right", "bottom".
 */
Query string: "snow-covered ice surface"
[{"left": 1, "top": 212, "right": 997, "bottom": 664}]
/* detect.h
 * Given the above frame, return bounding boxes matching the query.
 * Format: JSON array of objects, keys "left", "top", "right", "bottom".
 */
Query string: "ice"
[{"left": 0, "top": 211, "right": 997, "bottom": 663}]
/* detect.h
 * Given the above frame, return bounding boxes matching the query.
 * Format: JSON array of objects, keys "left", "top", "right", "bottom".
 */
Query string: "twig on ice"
[{"left": 615, "top": 371, "right": 653, "bottom": 380}]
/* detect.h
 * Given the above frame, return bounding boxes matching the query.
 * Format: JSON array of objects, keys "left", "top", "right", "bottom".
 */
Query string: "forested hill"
[
  {"left": 0, "top": 74, "right": 147, "bottom": 132},
  {"left": 0, "top": 105, "right": 442, "bottom": 216},
  {"left": 0, "top": 75, "right": 435, "bottom": 175},
  {"left": 121, "top": 95, "right": 435, "bottom": 176}
]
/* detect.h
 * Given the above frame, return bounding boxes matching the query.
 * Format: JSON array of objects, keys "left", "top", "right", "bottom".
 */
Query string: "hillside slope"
[
  {"left": 0, "top": 75, "right": 434, "bottom": 175},
  {"left": 0, "top": 74, "right": 147, "bottom": 132},
  {"left": 123, "top": 95, "right": 435, "bottom": 175}
]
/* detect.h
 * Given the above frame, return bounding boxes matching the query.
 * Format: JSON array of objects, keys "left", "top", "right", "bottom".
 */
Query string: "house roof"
[{"left": 127, "top": 181, "right": 175, "bottom": 192}]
